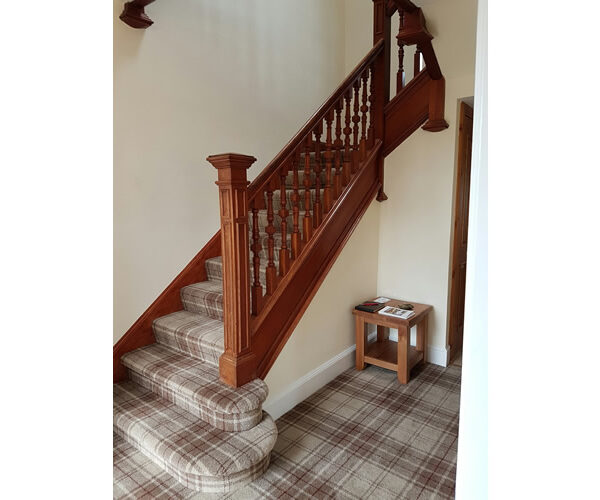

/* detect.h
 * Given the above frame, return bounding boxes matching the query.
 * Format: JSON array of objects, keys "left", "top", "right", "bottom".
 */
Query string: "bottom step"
[
  {"left": 114, "top": 433, "right": 197, "bottom": 500},
  {"left": 113, "top": 381, "right": 277, "bottom": 494}
]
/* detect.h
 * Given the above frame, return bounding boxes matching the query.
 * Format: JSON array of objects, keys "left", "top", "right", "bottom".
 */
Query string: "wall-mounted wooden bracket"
[{"left": 120, "top": 0, "right": 156, "bottom": 29}]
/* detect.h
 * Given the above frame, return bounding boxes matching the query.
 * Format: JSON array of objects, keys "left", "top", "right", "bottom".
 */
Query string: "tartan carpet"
[{"left": 114, "top": 362, "right": 461, "bottom": 499}]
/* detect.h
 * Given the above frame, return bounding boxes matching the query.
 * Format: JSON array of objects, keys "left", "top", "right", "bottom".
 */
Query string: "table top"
[{"left": 352, "top": 298, "right": 433, "bottom": 328}]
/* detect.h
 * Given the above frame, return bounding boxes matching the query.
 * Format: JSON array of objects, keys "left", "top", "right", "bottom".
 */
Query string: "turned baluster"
[
  {"left": 334, "top": 99, "right": 343, "bottom": 199},
  {"left": 397, "top": 39, "right": 405, "bottom": 93},
  {"left": 414, "top": 45, "right": 422, "bottom": 77},
  {"left": 360, "top": 69, "right": 369, "bottom": 161},
  {"left": 342, "top": 89, "right": 352, "bottom": 185},
  {"left": 278, "top": 164, "right": 290, "bottom": 276},
  {"left": 368, "top": 62, "right": 375, "bottom": 149},
  {"left": 265, "top": 181, "right": 277, "bottom": 295},
  {"left": 313, "top": 124, "right": 323, "bottom": 228},
  {"left": 352, "top": 79, "right": 361, "bottom": 173},
  {"left": 291, "top": 149, "right": 302, "bottom": 259},
  {"left": 250, "top": 199, "right": 263, "bottom": 316},
  {"left": 303, "top": 135, "right": 313, "bottom": 242},
  {"left": 323, "top": 109, "right": 334, "bottom": 213}
]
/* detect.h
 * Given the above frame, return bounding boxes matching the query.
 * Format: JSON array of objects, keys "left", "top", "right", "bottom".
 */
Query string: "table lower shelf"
[{"left": 363, "top": 339, "right": 424, "bottom": 372}]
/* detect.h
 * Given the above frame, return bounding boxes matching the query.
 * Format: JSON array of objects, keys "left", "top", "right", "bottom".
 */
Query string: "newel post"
[
  {"left": 207, "top": 153, "right": 257, "bottom": 388},
  {"left": 372, "top": 0, "right": 390, "bottom": 201}
]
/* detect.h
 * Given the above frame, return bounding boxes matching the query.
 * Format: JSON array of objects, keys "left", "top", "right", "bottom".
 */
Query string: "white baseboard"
[
  {"left": 263, "top": 333, "right": 448, "bottom": 420},
  {"left": 263, "top": 342, "right": 359, "bottom": 420}
]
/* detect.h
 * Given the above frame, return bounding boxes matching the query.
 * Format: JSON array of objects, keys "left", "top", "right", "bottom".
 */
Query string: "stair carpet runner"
[{"left": 113, "top": 165, "right": 326, "bottom": 495}]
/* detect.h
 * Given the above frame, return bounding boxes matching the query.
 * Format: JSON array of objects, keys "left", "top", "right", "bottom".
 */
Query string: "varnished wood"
[
  {"left": 247, "top": 41, "right": 384, "bottom": 204},
  {"left": 254, "top": 143, "right": 383, "bottom": 378},
  {"left": 279, "top": 165, "right": 291, "bottom": 277},
  {"left": 383, "top": 70, "right": 431, "bottom": 156},
  {"left": 323, "top": 110, "right": 334, "bottom": 213},
  {"left": 360, "top": 70, "right": 369, "bottom": 160},
  {"left": 333, "top": 100, "right": 343, "bottom": 199},
  {"left": 417, "top": 315, "right": 428, "bottom": 358},
  {"left": 113, "top": 231, "right": 221, "bottom": 382},
  {"left": 291, "top": 149, "right": 302, "bottom": 260},
  {"left": 355, "top": 315, "right": 367, "bottom": 370},
  {"left": 353, "top": 297, "right": 430, "bottom": 383},
  {"left": 313, "top": 123, "right": 323, "bottom": 228},
  {"left": 250, "top": 201, "right": 263, "bottom": 316},
  {"left": 396, "top": 39, "right": 405, "bottom": 93},
  {"left": 265, "top": 181, "right": 277, "bottom": 295},
  {"left": 448, "top": 102, "right": 473, "bottom": 362},
  {"left": 119, "top": 0, "right": 156, "bottom": 29},
  {"left": 208, "top": 153, "right": 257, "bottom": 387},
  {"left": 422, "top": 77, "right": 449, "bottom": 132},
  {"left": 343, "top": 89, "right": 353, "bottom": 185},
  {"left": 397, "top": 325, "right": 410, "bottom": 383},
  {"left": 351, "top": 79, "right": 361, "bottom": 173},
  {"left": 377, "top": 325, "right": 389, "bottom": 342},
  {"left": 414, "top": 45, "right": 422, "bottom": 77},
  {"left": 303, "top": 136, "right": 313, "bottom": 242}
]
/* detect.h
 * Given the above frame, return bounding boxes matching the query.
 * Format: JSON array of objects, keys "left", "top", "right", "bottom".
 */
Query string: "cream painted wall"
[
  {"left": 265, "top": 202, "right": 379, "bottom": 402},
  {"left": 114, "top": 0, "right": 346, "bottom": 343},
  {"left": 344, "top": 0, "right": 478, "bottom": 360}
]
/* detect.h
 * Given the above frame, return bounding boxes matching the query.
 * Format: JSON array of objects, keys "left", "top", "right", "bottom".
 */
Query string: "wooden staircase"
[{"left": 114, "top": 0, "right": 448, "bottom": 389}]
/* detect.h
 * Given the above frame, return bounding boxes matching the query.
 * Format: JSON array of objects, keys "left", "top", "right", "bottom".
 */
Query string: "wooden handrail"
[
  {"left": 120, "top": 0, "right": 156, "bottom": 29},
  {"left": 247, "top": 40, "right": 385, "bottom": 204}
]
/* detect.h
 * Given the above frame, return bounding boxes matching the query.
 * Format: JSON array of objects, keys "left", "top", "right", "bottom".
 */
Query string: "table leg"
[
  {"left": 377, "top": 325, "right": 389, "bottom": 342},
  {"left": 417, "top": 315, "right": 428, "bottom": 362},
  {"left": 397, "top": 324, "right": 410, "bottom": 383},
  {"left": 355, "top": 316, "right": 367, "bottom": 370}
]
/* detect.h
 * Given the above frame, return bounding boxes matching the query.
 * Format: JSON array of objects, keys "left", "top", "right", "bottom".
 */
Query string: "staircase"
[{"left": 113, "top": 0, "right": 448, "bottom": 495}]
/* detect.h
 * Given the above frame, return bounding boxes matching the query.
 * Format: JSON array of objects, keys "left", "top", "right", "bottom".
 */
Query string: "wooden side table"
[{"left": 352, "top": 299, "right": 433, "bottom": 383}]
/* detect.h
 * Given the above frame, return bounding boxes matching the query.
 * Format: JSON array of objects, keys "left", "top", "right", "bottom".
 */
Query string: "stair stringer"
[{"left": 251, "top": 143, "right": 382, "bottom": 379}]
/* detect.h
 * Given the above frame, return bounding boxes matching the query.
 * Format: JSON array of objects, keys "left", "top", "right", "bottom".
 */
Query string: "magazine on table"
[{"left": 378, "top": 305, "right": 415, "bottom": 319}]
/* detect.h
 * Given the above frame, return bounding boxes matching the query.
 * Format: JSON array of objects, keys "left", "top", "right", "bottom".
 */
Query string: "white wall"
[
  {"left": 455, "top": 0, "right": 487, "bottom": 497},
  {"left": 344, "top": 0, "right": 478, "bottom": 362},
  {"left": 114, "top": 0, "right": 346, "bottom": 343}
]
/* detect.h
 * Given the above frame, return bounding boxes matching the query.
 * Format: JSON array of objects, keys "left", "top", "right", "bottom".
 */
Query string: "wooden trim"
[
  {"left": 113, "top": 231, "right": 221, "bottom": 382},
  {"left": 208, "top": 153, "right": 257, "bottom": 387},
  {"left": 422, "top": 77, "right": 449, "bottom": 132},
  {"left": 247, "top": 41, "right": 384, "bottom": 204},
  {"left": 447, "top": 101, "right": 473, "bottom": 362},
  {"left": 120, "top": 0, "right": 156, "bottom": 29},
  {"left": 383, "top": 70, "right": 430, "bottom": 156},
  {"left": 253, "top": 142, "right": 382, "bottom": 379}
]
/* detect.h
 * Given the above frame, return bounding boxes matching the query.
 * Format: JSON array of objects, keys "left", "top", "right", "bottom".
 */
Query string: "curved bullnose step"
[
  {"left": 114, "top": 382, "right": 277, "bottom": 494},
  {"left": 121, "top": 344, "right": 268, "bottom": 432}
]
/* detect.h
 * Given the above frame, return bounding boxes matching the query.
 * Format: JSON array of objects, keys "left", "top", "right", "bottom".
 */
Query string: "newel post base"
[
  {"left": 207, "top": 153, "right": 257, "bottom": 388},
  {"left": 422, "top": 77, "right": 449, "bottom": 132}
]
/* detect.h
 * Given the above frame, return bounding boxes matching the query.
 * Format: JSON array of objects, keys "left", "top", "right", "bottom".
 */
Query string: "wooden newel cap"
[{"left": 206, "top": 153, "right": 257, "bottom": 170}]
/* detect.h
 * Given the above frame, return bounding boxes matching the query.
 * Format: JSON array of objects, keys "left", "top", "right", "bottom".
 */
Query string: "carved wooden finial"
[{"left": 120, "top": 0, "right": 156, "bottom": 29}]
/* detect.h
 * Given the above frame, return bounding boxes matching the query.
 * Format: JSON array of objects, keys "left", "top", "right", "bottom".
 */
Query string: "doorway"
[{"left": 448, "top": 100, "right": 474, "bottom": 364}]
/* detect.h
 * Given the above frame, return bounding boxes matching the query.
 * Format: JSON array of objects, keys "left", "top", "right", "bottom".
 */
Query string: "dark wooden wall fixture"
[
  {"left": 120, "top": 0, "right": 156, "bottom": 29},
  {"left": 114, "top": 0, "right": 450, "bottom": 387},
  {"left": 448, "top": 102, "right": 474, "bottom": 362}
]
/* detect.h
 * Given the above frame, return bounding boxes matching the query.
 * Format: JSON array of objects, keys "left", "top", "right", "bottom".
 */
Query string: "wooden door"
[{"left": 448, "top": 101, "right": 473, "bottom": 362}]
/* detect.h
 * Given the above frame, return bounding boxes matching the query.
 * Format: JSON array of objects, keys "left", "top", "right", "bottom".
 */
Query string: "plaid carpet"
[{"left": 114, "top": 362, "right": 461, "bottom": 499}]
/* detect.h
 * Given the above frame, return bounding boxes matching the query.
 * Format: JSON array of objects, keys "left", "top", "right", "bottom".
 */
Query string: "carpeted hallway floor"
[{"left": 114, "top": 362, "right": 461, "bottom": 499}]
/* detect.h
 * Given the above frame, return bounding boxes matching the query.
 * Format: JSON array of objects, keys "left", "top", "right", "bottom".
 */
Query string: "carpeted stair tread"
[
  {"left": 114, "top": 381, "right": 276, "bottom": 493},
  {"left": 180, "top": 280, "right": 223, "bottom": 320},
  {"left": 113, "top": 432, "right": 197, "bottom": 499},
  {"left": 121, "top": 344, "right": 268, "bottom": 430},
  {"left": 153, "top": 310, "right": 223, "bottom": 367}
]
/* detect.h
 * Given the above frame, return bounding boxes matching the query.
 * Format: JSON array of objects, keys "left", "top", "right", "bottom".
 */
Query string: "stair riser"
[
  {"left": 114, "top": 426, "right": 271, "bottom": 494},
  {"left": 181, "top": 288, "right": 223, "bottom": 320},
  {"left": 128, "top": 370, "right": 263, "bottom": 432},
  {"left": 152, "top": 317, "right": 222, "bottom": 367}
]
